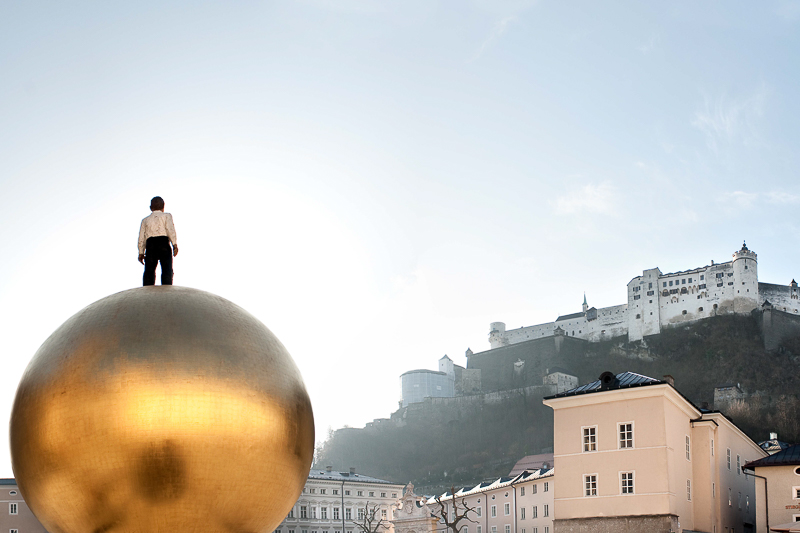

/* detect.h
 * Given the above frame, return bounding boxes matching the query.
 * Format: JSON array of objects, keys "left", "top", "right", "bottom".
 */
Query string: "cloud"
[
  {"left": 553, "top": 182, "right": 618, "bottom": 216},
  {"left": 717, "top": 190, "right": 800, "bottom": 210},
  {"left": 472, "top": 16, "right": 517, "bottom": 60},
  {"left": 637, "top": 34, "right": 660, "bottom": 54},
  {"left": 691, "top": 84, "right": 769, "bottom": 154}
]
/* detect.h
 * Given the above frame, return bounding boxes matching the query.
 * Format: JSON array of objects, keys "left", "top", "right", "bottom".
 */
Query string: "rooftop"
[
  {"left": 744, "top": 444, "right": 800, "bottom": 469},
  {"left": 0, "top": 479, "right": 16, "bottom": 486},
  {"left": 308, "top": 469, "right": 402, "bottom": 485},
  {"left": 556, "top": 312, "right": 584, "bottom": 322},
  {"left": 544, "top": 371, "right": 663, "bottom": 399},
  {"left": 508, "top": 453, "right": 554, "bottom": 477}
]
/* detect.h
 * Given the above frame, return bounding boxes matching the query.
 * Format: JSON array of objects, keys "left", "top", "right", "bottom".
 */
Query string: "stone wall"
[
  {"left": 554, "top": 514, "right": 679, "bottom": 533},
  {"left": 758, "top": 305, "right": 800, "bottom": 351}
]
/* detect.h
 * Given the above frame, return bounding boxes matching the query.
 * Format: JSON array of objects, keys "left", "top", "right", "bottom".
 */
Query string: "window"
[
  {"left": 381, "top": 510, "right": 387, "bottom": 520},
  {"left": 737, "top": 455, "right": 741, "bottom": 475},
  {"left": 583, "top": 426, "right": 597, "bottom": 452},
  {"left": 311, "top": 508, "right": 317, "bottom": 519},
  {"left": 619, "top": 423, "right": 633, "bottom": 448},
  {"left": 477, "top": 527, "right": 482, "bottom": 533},
  {"left": 476, "top": 507, "right": 482, "bottom": 517},
  {"left": 532, "top": 506, "right": 538, "bottom": 518},
  {"left": 545, "top": 528, "right": 549, "bottom": 533},
  {"left": 346, "top": 508, "right": 352, "bottom": 520},
  {"left": 794, "top": 487, "right": 800, "bottom": 499},
  {"left": 369, "top": 492, "right": 374, "bottom": 497},
  {"left": 333, "top": 489, "right": 339, "bottom": 495},
  {"left": 670, "top": 281, "right": 674, "bottom": 286},
  {"left": 504, "top": 503, "right": 510, "bottom": 515},
  {"left": 301, "top": 506, "right": 308, "bottom": 519},
  {"left": 746, "top": 495, "right": 749, "bottom": 512},
  {"left": 520, "top": 507, "right": 526, "bottom": 520},
  {"left": 9, "top": 503, "right": 18, "bottom": 515},
  {"left": 505, "top": 526, "right": 510, "bottom": 533},
  {"left": 687, "top": 480, "right": 691, "bottom": 501},
  {"left": 663, "top": 282, "right": 667, "bottom": 287},
  {"left": 289, "top": 508, "right": 295, "bottom": 519},
  {"left": 11, "top": 529, "right": 18, "bottom": 533},
  {"left": 520, "top": 486, "right": 525, "bottom": 496},
  {"left": 8, "top": 491, "right": 16, "bottom": 496},
  {"left": 392, "top": 493, "right": 397, "bottom": 498},
  {"left": 345, "top": 490, "right": 351, "bottom": 496},
  {"left": 584, "top": 475, "right": 598, "bottom": 497},
  {"left": 532, "top": 484, "right": 538, "bottom": 494},
  {"left": 543, "top": 482, "right": 549, "bottom": 492},
  {"left": 491, "top": 505, "right": 496, "bottom": 517},
  {"left": 463, "top": 528, "right": 468, "bottom": 533},
  {"left": 682, "top": 279, "right": 686, "bottom": 285},
  {"left": 729, "top": 488, "right": 732, "bottom": 506},
  {"left": 738, "top": 492, "right": 741, "bottom": 509},
  {"left": 686, "top": 436, "right": 691, "bottom": 461},
  {"left": 491, "top": 527, "right": 497, "bottom": 533},
  {"left": 357, "top": 491, "right": 363, "bottom": 496},
  {"left": 381, "top": 492, "right": 386, "bottom": 498},
  {"left": 543, "top": 505, "right": 549, "bottom": 518},
  {"left": 713, "top": 483, "right": 716, "bottom": 498},
  {"left": 320, "top": 489, "right": 327, "bottom": 495},
  {"left": 358, "top": 508, "right": 365, "bottom": 520},
  {"left": 727, "top": 449, "right": 732, "bottom": 470},
  {"left": 711, "top": 439, "right": 715, "bottom": 456},
  {"left": 701, "top": 275, "right": 705, "bottom": 280},
  {"left": 321, "top": 507, "right": 328, "bottom": 520},
  {"left": 334, "top": 508, "right": 340, "bottom": 520},
  {"left": 621, "top": 472, "right": 634, "bottom": 494}
]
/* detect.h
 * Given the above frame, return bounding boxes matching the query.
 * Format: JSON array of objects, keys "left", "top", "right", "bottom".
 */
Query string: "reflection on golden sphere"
[{"left": 10, "top": 287, "right": 314, "bottom": 533}]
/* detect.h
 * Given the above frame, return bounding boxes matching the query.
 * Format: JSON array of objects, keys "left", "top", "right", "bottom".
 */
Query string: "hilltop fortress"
[{"left": 489, "top": 242, "right": 800, "bottom": 346}]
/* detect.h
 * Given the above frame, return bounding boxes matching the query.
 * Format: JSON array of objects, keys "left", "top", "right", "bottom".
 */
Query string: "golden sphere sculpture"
[{"left": 10, "top": 286, "right": 314, "bottom": 533}]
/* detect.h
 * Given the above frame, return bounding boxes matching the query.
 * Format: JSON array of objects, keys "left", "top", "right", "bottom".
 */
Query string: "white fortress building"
[{"left": 490, "top": 242, "right": 800, "bottom": 346}]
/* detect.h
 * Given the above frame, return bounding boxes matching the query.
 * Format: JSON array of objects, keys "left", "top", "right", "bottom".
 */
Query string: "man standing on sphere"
[{"left": 137, "top": 196, "right": 178, "bottom": 286}]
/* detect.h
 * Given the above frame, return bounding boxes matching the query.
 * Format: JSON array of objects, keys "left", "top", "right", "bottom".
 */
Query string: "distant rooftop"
[
  {"left": 509, "top": 453, "right": 554, "bottom": 477},
  {"left": 556, "top": 312, "right": 584, "bottom": 322},
  {"left": 0, "top": 479, "right": 17, "bottom": 485},
  {"left": 308, "top": 469, "right": 401, "bottom": 485}
]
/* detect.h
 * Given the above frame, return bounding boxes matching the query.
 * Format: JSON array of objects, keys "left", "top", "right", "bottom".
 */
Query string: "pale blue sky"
[{"left": 2, "top": 1, "right": 800, "bottom": 475}]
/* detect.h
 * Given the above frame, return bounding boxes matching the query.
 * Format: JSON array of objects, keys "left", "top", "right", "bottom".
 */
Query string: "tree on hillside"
[
  {"left": 431, "top": 487, "right": 478, "bottom": 533},
  {"left": 352, "top": 502, "right": 390, "bottom": 533}
]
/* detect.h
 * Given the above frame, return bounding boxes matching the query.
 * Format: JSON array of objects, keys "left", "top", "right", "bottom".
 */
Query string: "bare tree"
[
  {"left": 431, "top": 487, "right": 478, "bottom": 533},
  {"left": 352, "top": 501, "right": 390, "bottom": 533}
]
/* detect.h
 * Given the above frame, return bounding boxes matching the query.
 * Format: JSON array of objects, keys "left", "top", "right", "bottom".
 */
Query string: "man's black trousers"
[{"left": 143, "top": 236, "right": 173, "bottom": 286}]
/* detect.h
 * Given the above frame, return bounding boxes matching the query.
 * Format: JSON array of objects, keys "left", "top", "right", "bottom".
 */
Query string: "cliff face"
[{"left": 316, "top": 314, "right": 800, "bottom": 494}]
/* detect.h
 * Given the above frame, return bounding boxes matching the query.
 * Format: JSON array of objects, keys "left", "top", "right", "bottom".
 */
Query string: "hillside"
[{"left": 315, "top": 314, "right": 800, "bottom": 494}]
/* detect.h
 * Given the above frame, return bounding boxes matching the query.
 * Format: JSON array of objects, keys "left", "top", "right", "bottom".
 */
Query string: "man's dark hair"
[{"left": 150, "top": 196, "right": 165, "bottom": 210}]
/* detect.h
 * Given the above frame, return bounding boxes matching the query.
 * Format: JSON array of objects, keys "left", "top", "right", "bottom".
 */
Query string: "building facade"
[
  {"left": 543, "top": 371, "right": 766, "bottom": 533},
  {"left": 489, "top": 243, "right": 800, "bottom": 346},
  {"left": 429, "top": 468, "right": 555, "bottom": 533},
  {"left": 277, "top": 468, "right": 404, "bottom": 533},
  {"left": 743, "top": 444, "right": 800, "bottom": 531},
  {"left": 0, "top": 479, "right": 47, "bottom": 533}
]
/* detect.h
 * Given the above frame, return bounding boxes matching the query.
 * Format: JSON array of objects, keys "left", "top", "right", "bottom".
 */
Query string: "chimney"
[
  {"left": 326, "top": 466, "right": 332, "bottom": 473},
  {"left": 349, "top": 467, "right": 356, "bottom": 475},
  {"left": 663, "top": 375, "right": 675, "bottom": 387},
  {"left": 770, "top": 432, "right": 778, "bottom": 440}
]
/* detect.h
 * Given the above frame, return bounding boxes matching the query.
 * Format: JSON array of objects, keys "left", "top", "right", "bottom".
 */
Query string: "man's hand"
[
  {"left": 173, "top": 245, "right": 179, "bottom": 257},
  {"left": 138, "top": 254, "right": 145, "bottom": 264}
]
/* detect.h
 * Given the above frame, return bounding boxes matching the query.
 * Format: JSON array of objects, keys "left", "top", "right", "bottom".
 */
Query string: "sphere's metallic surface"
[{"left": 10, "top": 286, "right": 314, "bottom": 533}]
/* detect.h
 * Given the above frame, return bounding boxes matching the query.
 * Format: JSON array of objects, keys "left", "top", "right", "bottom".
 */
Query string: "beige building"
[
  {"left": 543, "top": 371, "right": 766, "bottom": 533},
  {"left": 0, "top": 479, "right": 47, "bottom": 533},
  {"left": 743, "top": 444, "right": 800, "bottom": 532},
  {"left": 278, "top": 468, "right": 404, "bottom": 533},
  {"left": 429, "top": 467, "right": 555, "bottom": 533}
]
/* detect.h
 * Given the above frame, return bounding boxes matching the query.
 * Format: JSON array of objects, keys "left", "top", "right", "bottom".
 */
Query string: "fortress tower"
[{"left": 732, "top": 242, "right": 758, "bottom": 314}]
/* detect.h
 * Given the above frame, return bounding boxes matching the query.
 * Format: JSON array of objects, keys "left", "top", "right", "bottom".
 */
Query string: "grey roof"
[
  {"left": 544, "top": 371, "right": 663, "bottom": 399},
  {"left": 744, "top": 444, "right": 800, "bottom": 468},
  {"left": 759, "top": 438, "right": 791, "bottom": 454},
  {"left": 307, "top": 469, "right": 401, "bottom": 485},
  {"left": 556, "top": 312, "right": 584, "bottom": 322},
  {"left": 0, "top": 479, "right": 16, "bottom": 485},
  {"left": 400, "top": 369, "right": 447, "bottom": 377}
]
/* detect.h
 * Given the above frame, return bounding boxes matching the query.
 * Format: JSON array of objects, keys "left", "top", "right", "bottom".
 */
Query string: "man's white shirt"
[{"left": 138, "top": 211, "right": 178, "bottom": 254}]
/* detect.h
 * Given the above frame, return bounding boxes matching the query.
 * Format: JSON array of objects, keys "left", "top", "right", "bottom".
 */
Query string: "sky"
[{"left": 2, "top": 1, "right": 800, "bottom": 477}]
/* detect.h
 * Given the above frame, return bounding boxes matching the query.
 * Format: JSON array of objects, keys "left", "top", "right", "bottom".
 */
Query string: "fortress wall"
[
  {"left": 759, "top": 283, "right": 800, "bottom": 315},
  {"left": 758, "top": 307, "right": 800, "bottom": 351}
]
